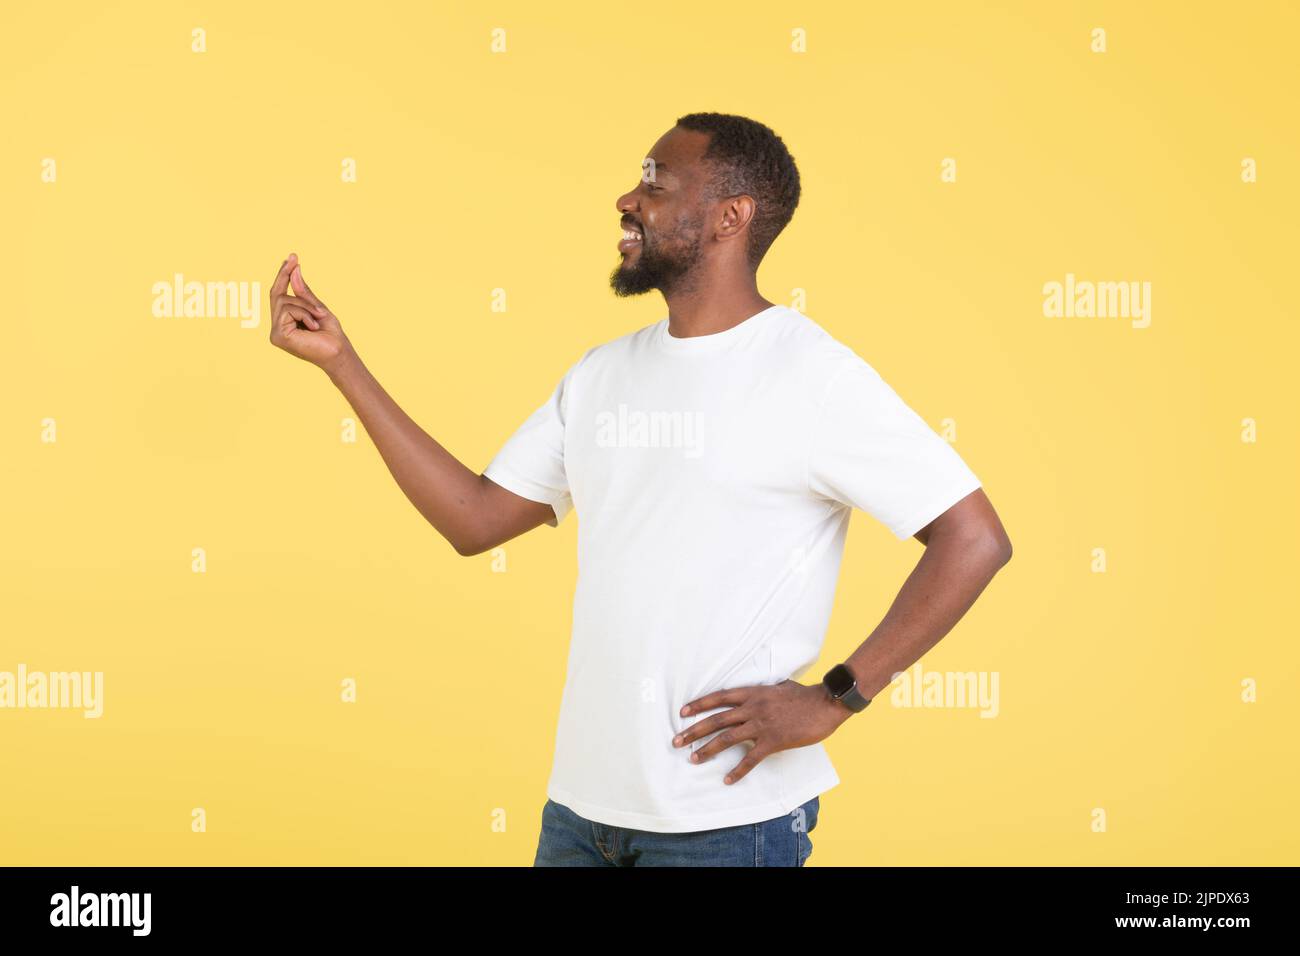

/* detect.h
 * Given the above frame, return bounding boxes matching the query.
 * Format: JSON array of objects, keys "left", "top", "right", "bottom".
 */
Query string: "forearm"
[
  {"left": 844, "top": 525, "right": 1010, "bottom": 701},
  {"left": 325, "top": 351, "right": 487, "bottom": 554}
]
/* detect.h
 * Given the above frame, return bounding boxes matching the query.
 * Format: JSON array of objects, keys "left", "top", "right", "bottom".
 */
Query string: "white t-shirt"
[{"left": 484, "top": 304, "right": 982, "bottom": 832}]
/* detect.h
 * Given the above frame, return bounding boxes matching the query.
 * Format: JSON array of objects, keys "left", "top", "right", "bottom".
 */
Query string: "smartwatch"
[{"left": 822, "top": 663, "right": 871, "bottom": 713}]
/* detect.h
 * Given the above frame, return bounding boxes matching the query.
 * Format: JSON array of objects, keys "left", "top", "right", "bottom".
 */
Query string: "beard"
[{"left": 608, "top": 219, "right": 704, "bottom": 298}]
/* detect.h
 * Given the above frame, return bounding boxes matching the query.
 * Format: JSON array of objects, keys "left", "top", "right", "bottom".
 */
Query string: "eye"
[{"left": 645, "top": 182, "right": 665, "bottom": 192}]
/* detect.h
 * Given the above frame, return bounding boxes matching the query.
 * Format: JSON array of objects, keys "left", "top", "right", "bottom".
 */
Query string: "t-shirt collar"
[{"left": 656, "top": 305, "right": 783, "bottom": 354}]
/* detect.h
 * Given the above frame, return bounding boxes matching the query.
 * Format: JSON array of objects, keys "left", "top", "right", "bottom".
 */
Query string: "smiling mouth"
[{"left": 618, "top": 226, "right": 643, "bottom": 254}]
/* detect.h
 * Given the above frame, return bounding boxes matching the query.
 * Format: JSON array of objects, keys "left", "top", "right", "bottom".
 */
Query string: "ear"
[{"left": 716, "top": 194, "right": 757, "bottom": 242}]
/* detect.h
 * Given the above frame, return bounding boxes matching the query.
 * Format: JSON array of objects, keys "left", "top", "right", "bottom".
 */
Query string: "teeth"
[{"left": 623, "top": 229, "right": 642, "bottom": 241}]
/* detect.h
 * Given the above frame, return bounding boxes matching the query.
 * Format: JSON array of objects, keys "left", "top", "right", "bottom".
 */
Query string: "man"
[{"left": 269, "top": 112, "right": 1012, "bottom": 867}]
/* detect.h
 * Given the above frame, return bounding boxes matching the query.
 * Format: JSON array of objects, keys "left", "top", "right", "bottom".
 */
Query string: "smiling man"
[{"left": 269, "top": 112, "right": 1012, "bottom": 867}]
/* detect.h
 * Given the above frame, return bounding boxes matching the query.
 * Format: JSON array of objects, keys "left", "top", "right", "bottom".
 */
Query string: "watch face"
[{"left": 824, "top": 664, "right": 856, "bottom": 697}]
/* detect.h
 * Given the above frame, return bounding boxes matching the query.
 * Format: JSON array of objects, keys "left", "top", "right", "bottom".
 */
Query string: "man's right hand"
[
  {"left": 266, "top": 253, "right": 558, "bottom": 555},
  {"left": 268, "top": 253, "right": 354, "bottom": 375}
]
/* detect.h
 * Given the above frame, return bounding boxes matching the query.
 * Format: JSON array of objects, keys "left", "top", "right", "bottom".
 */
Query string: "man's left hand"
[{"left": 673, "top": 679, "right": 855, "bottom": 785}]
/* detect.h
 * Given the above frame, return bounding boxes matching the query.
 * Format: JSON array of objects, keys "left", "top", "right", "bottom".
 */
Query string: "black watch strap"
[{"left": 822, "top": 663, "right": 871, "bottom": 713}]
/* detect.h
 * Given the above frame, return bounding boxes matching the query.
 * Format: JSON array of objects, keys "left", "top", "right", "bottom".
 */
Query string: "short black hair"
[{"left": 674, "top": 111, "right": 801, "bottom": 269}]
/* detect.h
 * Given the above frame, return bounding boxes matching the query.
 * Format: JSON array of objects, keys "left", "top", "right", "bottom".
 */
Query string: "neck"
[{"left": 663, "top": 275, "right": 772, "bottom": 338}]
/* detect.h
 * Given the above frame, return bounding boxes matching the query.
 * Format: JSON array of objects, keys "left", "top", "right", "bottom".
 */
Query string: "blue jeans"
[{"left": 533, "top": 796, "right": 819, "bottom": 867}]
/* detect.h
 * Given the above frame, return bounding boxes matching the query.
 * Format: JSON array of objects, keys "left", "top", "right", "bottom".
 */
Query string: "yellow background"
[{"left": 2, "top": 0, "right": 1296, "bottom": 865}]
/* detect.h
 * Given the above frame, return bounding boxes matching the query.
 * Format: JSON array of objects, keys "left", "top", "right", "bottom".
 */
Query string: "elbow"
[
  {"left": 989, "top": 530, "right": 1013, "bottom": 569},
  {"left": 449, "top": 531, "right": 488, "bottom": 558},
  {"left": 924, "top": 497, "right": 1011, "bottom": 571},
  {"left": 969, "top": 514, "right": 1012, "bottom": 569},
  {"left": 951, "top": 523, "right": 1011, "bottom": 571},
  {"left": 931, "top": 511, "right": 1012, "bottom": 568},
  {"left": 452, "top": 538, "right": 485, "bottom": 558}
]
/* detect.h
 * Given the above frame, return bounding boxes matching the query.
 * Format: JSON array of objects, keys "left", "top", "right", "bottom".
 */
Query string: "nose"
[{"left": 616, "top": 189, "right": 639, "bottom": 215}]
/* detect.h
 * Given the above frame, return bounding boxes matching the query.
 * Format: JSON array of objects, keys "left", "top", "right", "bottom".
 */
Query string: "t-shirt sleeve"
[
  {"left": 807, "top": 357, "right": 982, "bottom": 540},
  {"left": 483, "top": 355, "right": 587, "bottom": 526}
]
